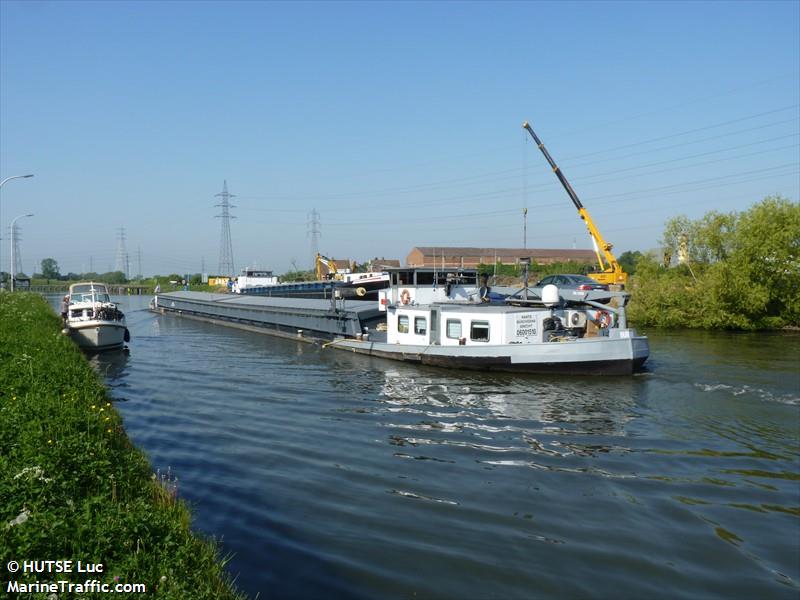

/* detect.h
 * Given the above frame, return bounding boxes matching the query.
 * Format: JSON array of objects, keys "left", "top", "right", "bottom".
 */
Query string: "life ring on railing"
[
  {"left": 400, "top": 289, "right": 411, "bottom": 305},
  {"left": 594, "top": 310, "right": 612, "bottom": 328}
]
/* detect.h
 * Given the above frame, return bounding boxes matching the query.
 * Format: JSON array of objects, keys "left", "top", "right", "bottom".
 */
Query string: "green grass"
[{"left": 0, "top": 292, "right": 246, "bottom": 599}]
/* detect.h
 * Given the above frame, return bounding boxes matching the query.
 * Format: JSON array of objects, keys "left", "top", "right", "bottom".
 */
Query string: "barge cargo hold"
[{"left": 152, "top": 291, "right": 383, "bottom": 340}]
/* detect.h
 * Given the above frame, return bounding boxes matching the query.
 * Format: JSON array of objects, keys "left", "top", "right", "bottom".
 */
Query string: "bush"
[{"left": 0, "top": 293, "right": 245, "bottom": 599}]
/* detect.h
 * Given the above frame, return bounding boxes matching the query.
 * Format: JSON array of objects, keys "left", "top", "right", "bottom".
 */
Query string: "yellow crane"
[
  {"left": 522, "top": 121, "right": 627, "bottom": 287},
  {"left": 315, "top": 253, "right": 341, "bottom": 281}
]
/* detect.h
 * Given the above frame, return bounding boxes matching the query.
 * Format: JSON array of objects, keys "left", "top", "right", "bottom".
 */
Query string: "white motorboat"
[{"left": 65, "top": 282, "right": 129, "bottom": 351}]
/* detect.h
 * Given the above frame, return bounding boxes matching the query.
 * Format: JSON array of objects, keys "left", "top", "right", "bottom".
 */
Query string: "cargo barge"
[{"left": 153, "top": 268, "right": 649, "bottom": 375}]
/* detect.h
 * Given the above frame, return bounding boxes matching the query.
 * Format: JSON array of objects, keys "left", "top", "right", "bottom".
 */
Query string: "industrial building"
[{"left": 405, "top": 247, "right": 596, "bottom": 268}]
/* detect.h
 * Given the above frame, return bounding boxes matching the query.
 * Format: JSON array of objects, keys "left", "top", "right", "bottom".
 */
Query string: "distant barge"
[{"left": 153, "top": 268, "right": 649, "bottom": 375}]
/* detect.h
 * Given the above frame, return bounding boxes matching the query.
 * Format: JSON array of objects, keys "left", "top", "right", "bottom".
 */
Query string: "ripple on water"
[{"left": 91, "top": 300, "right": 799, "bottom": 599}]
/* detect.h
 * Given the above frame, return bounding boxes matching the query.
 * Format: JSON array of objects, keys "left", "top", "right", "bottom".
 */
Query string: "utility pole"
[
  {"left": 307, "top": 208, "right": 321, "bottom": 268},
  {"left": 89, "top": 256, "right": 94, "bottom": 273},
  {"left": 215, "top": 181, "right": 236, "bottom": 276},
  {"left": 137, "top": 246, "right": 142, "bottom": 280}
]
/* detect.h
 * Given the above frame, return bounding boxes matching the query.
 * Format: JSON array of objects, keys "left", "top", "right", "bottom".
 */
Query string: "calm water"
[{"left": 82, "top": 296, "right": 799, "bottom": 599}]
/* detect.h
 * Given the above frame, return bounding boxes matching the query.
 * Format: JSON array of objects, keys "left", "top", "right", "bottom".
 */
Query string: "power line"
[{"left": 560, "top": 104, "right": 800, "bottom": 161}]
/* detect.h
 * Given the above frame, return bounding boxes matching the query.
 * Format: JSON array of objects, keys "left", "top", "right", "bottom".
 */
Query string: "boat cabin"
[
  {"left": 233, "top": 269, "right": 279, "bottom": 293},
  {"left": 378, "top": 267, "right": 481, "bottom": 310},
  {"left": 386, "top": 302, "right": 595, "bottom": 347}
]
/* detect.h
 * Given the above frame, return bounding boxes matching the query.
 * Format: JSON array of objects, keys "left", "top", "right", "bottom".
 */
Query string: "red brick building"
[{"left": 405, "top": 247, "right": 596, "bottom": 268}]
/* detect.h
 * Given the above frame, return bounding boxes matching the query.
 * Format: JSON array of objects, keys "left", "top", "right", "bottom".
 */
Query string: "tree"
[
  {"left": 99, "top": 271, "right": 127, "bottom": 284},
  {"left": 630, "top": 195, "right": 800, "bottom": 329},
  {"left": 41, "top": 258, "right": 60, "bottom": 280},
  {"left": 617, "top": 251, "right": 644, "bottom": 276}
]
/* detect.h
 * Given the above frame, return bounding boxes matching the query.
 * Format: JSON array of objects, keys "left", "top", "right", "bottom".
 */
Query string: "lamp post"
[
  {"left": 10, "top": 213, "right": 34, "bottom": 292},
  {"left": 0, "top": 174, "right": 34, "bottom": 287}
]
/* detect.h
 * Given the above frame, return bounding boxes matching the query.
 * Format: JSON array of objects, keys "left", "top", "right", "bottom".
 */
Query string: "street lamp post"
[
  {"left": 0, "top": 174, "right": 34, "bottom": 287},
  {"left": 10, "top": 213, "right": 34, "bottom": 292}
]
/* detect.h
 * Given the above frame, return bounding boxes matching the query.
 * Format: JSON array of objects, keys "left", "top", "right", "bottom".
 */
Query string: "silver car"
[{"left": 533, "top": 274, "right": 609, "bottom": 292}]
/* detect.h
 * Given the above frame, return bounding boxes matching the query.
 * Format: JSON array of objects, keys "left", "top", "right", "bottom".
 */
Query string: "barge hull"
[{"left": 334, "top": 340, "right": 648, "bottom": 375}]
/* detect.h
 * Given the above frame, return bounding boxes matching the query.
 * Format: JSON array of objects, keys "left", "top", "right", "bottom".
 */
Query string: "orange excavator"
[{"left": 523, "top": 121, "right": 627, "bottom": 287}]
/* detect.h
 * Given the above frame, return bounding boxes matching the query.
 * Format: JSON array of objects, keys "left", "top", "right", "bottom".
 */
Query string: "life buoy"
[
  {"left": 594, "top": 310, "right": 612, "bottom": 328},
  {"left": 400, "top": 289, "right": 411, "bottom": 305}
]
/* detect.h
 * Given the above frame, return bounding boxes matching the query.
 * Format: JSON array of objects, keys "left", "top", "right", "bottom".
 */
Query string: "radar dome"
[{"left": 541, "top": 284, "right": 560, "bottom": 307}]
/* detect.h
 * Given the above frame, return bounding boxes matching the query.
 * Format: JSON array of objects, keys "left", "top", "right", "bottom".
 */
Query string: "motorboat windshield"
[{"left": 69, "top": 283, "right": 112, "bottom": 304}]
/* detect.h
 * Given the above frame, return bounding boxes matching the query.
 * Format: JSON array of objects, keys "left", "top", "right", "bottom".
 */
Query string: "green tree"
[
  {"left": 98, "top": 271, "right": 127, "bottom": 284},
  {"left": 728, "top": 195, "right": 800, "bottom": 326},
  {"left": 40, "top": 258, "right": 60, "bottom": 280},
  {"left": 617, "top": 250, "right": 644, "bottom": 275},
  {"left": 630, "top": 195, "right": 800, "bottom": 329}
]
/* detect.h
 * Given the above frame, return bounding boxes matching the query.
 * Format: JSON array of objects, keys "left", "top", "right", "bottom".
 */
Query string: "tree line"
[{"left": 626, "top": 195, "right": 799, "bottom": 329}]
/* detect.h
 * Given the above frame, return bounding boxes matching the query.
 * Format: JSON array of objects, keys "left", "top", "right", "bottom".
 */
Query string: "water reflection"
[
  {"left": 375, "top": 367, "right": 642, "bottom": 466},
  {"left": 86, "top": 348, "right": 130, "bottom": 380}
]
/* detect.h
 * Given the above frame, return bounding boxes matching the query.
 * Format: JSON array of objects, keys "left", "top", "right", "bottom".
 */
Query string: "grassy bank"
[{"left": 0, "top": 293, "right": 245, "bottom": 599}]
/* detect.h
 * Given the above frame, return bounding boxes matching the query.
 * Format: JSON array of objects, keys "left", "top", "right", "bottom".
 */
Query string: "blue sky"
[{"left": 1, "top": 1, "right": 798, "bottom": 276}]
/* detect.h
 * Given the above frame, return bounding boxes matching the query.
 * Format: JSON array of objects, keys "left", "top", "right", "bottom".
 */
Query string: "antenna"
[{"left": 215, "top": 180, "right": 236, "bottom": 276}]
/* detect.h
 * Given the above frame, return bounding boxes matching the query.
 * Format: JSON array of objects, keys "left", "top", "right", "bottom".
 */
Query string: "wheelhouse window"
[
  {"left": 470, "top": 320, "right": 490, "bottom": 342},
  {"left": 446, "top": 319, "right": 462, "bottom": 339},
  {"left": 398, "top": 315, "right": 409, "bottom": 333},
  {"left": 414, "top": 316, "right": 427, "bottom": 335},
  {"left": 416, "top": 272, "right": 435, "bottom": 285}
]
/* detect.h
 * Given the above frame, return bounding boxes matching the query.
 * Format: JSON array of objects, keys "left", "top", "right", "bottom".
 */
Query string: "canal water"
[{"left": 85, "top": 296, "right": 798, "bottom": 599}]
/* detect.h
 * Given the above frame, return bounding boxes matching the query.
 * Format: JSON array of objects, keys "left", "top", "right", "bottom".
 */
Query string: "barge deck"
[{"left": 153, "top": 291, "right": 383, "bottom": 341}]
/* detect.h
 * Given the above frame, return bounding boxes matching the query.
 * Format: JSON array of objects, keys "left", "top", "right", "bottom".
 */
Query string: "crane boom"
[
  {"left": 522, "top": 121, "right": 627, "bottom": 287},
  {"left": 315, "top": 253, "right": 339, "bottom": 281}
]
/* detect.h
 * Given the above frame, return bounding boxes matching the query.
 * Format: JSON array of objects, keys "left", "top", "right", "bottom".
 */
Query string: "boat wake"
[{"left": 693, "top": 382, "right": 799, "bottom": 405}]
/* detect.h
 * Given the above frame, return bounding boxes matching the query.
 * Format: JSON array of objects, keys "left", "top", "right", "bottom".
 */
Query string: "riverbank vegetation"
[
  {"left": 627, "top": 196, "right": 799, "bottom": 329},
  {"left": 0, "top": 293, "right": 245, "bottom": 599}
]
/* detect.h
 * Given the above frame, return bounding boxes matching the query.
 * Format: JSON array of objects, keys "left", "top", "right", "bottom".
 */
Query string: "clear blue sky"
[{"left": 1, "top": 0, "right": 798, "bottom": 276}]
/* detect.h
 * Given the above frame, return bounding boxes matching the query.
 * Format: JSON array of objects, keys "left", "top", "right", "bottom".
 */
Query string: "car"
[
  {"left": 533, "top": 274, "right": 609, "bottom": 292},
  {"left": 526, "top": 273, "right": 613, "bottom": 305}
]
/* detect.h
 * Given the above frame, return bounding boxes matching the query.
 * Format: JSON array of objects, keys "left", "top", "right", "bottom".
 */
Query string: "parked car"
[
  {"left": 491, "top": 274, "right": 623, "bottom": 305},
  {"left": 533, "top": 274, "right": 609, "bottom": 292},
  {"left": 526, "top": 274, "right": 611, "bottom": 304}
]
